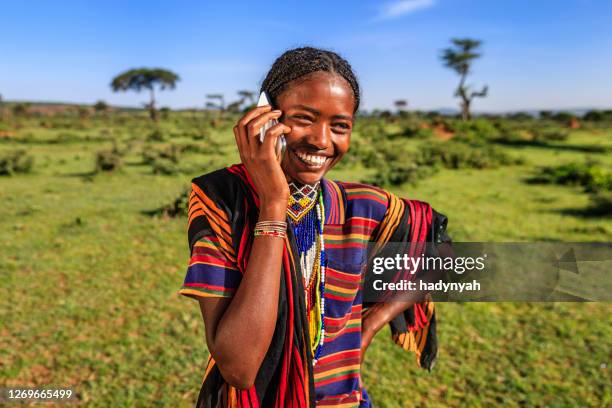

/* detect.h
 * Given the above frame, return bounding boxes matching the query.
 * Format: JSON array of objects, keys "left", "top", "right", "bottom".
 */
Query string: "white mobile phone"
[{"left": 257, "top": 91, "right": 286, "bottom": 162}]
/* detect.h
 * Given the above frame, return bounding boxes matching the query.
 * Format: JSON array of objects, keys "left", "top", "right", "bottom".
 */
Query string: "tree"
[
  {"left": 394, "top": 99, "right": 408, "bottom": 115},
  {"left": 110, "top": 68, "right": 179, "bottom": 121},
  {"left": 94, "top": 100, "right": 109, "bottom": 113},
  {"left": 441, "top": 38, "right": 488, "bottom": 121},
  {"left": 237, "top": 90, "right": 256, "bottom": 105},
  {"left": 206, "top": 94, "right": 225, "bottom": 111},
  {"left": 12, "top": 102, "right": 30, "bottom": 117}
]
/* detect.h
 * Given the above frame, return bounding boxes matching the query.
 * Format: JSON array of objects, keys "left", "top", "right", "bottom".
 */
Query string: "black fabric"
[{"left": 190, "top": 168, "right": 315, "bottom": 408}]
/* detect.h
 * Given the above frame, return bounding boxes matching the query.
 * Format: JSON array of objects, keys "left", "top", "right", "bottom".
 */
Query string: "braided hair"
[{"left": 261, "top": 47, "right": 360, "bottom": 112}]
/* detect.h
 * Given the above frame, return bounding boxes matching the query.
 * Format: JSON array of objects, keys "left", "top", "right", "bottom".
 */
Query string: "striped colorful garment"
[{"left": 180, "top": 163, "right": 450, "bottom": 407}]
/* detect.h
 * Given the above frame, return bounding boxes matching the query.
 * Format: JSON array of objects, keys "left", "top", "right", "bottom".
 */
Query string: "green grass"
[{"left": 1, "top": 113, "right": 610, "bottom": 407}]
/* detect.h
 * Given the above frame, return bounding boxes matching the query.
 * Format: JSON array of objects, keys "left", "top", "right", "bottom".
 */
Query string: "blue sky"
[{"left": 1, "top": 0, "right": 611, "bottom": 112}]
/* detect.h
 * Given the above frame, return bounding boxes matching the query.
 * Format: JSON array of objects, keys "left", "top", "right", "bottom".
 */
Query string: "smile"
[{"left": 293, "top": 150, "right": 329, "bottom": 168}]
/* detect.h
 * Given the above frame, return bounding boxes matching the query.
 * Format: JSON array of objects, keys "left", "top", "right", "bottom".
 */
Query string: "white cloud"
[{"left": 375, "top": 0, "right": 436, "bottom": 21}]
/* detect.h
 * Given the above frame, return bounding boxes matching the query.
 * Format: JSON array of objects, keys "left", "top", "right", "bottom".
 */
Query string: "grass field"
[{"left": 1, "top": 111, "right": 610, "bottom": 407}]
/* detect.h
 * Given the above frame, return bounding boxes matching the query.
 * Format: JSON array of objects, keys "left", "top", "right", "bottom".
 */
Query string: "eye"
[
  {"left": 292, "top": 114, "right": 313, "bottom": 122},
  {"left": 333, "top": 122, "right": 351, "bottom": 132}
]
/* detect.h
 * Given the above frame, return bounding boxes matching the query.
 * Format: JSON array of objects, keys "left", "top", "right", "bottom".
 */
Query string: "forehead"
[{"left": 276, "top": 72, "right": 355, "bottom": 115}]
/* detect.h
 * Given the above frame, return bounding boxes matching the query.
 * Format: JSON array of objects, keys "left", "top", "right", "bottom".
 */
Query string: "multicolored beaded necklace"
[{"left": 287, "top": 181, "right": 326, "bottom": 365}]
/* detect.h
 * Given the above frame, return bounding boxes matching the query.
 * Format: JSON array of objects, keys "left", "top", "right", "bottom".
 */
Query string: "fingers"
[
  {"left": 261, "top": 123, "right": 291, "bottom": 154},
  {"left": 234, "top": 106, "right": 271, "bottom": 159},
  {"left": 233, "top": 125, "right": 246, "bottom": 164},
  {"left": 236, "top": 105, "right": 272, "bottom": 149},
  {"left": 246, "top": 110, "right": 283, "bottom": 142},
  {"left": 237, "top": 105, "right": 272, "bottom": 130},
  {"left": 233, "top": 105, "right": 290, "bottom": 164}
]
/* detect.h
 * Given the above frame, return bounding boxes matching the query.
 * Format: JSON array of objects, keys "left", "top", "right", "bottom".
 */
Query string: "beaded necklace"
[{"left": 287, "top": 182, "right": 326, "bottom": 365}]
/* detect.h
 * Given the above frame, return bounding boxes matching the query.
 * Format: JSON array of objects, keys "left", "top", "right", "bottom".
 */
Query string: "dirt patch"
[{"left": 433, "top": 123, "right": 454, "bottom": 140}]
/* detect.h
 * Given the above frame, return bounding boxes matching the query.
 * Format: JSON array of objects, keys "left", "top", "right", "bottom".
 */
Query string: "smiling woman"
[{"left": 179, "top": 47, "right": 451, "bottom": 407}]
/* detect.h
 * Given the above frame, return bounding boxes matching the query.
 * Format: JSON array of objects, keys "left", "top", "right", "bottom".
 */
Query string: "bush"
[
  {"left": 151, "top": 158, "right": 180, "bottom": 175},
  {"left": 147, "top": 128, "right": 165, "bottom": 142},
  {"left": 0, "top": 149, "right": 34, "bottom": 175},
  {"left": 142, "top": 144, "right": 182, "bottom": 165},
  {"left": 586, "top": 192, "right": 612, "bottom": 216},
  {"left": 530, "top": 161, "right": 612, "bottom": 193},
  {"left": 448, "top": 118, "right": 500, "bottom": 141},
  {"left": 95, "top": 150, "right": 123, "bottom": 172},
  {"left": 149, "top": 189, "right": 190, "bottom": 217},
  {"left": 398, "top": 122, "right": 434, "bottom": 139},
  {"left": 142, "top": 144, "right": 185, "bottom": 174},
  {"left": 418, "top": 141, "right": 521, "bottom": 169},
  {"left": 531, "top": 128, "right": 569, "bottom": 142},
  {"left": 364, "top": 160, "right": 435, "bottom": 187}
]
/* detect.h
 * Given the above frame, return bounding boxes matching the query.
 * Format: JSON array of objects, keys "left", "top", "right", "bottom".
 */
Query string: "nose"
[{"left": 307, "top": 121, "right": 332, "bottom": 150}]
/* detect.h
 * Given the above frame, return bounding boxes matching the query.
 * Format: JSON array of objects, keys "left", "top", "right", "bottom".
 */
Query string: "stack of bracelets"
[{"left": 253, "top": 221, "right": 287, "bottom": 239}]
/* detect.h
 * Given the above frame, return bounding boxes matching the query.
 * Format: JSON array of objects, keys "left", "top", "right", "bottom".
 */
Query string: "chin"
[{"left": 289, "top": 171, "right": 326, "bottom": 185}]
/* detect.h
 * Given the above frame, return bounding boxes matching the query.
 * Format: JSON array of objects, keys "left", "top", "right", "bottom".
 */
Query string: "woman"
[{"left": 180, "top": 47, "right": 450, "bottom": 407}]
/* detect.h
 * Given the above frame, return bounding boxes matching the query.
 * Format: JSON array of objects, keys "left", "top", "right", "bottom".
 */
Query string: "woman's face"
[{"left": 276, "top": 71, "right": 355, "bottom": 185}]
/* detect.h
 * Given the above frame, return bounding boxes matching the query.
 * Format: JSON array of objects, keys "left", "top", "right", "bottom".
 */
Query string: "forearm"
[
  {"left": 363, "top": 242, "right": 452, "bottom": 339},
  {"left": 362, "top": 301, "right": 415, "bottom": 340},
  {"left": 211, "top": 201, "right": 286, "bottom": 383}
]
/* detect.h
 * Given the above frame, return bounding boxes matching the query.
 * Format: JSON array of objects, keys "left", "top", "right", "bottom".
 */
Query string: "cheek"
[
  {"left": 333, "top": 134, "right": 351, "bottom": 156},
  {"left": 283, "top": 126, "right": 307, "bottom": 143}
]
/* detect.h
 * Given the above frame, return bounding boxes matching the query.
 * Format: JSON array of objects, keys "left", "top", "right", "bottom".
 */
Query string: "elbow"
[
  {"left": 210, "top": 345, "right": 259, "bottom": 390},
  {"left": 217, "top": 361, "right": 258, "bottom": 390}
]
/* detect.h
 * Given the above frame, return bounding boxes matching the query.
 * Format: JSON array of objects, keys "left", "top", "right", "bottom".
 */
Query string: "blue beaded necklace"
[{"left": 287, "top": 182, "right": 326, "bottom": 365}]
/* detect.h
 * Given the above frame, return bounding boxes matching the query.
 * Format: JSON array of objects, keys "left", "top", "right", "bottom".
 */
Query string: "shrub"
[
  {"left": 531, "top": 128, "right": 569, "bottom": 142},
  {"left": 93, "top": 100, "right": 108, "bottom": 113},
  {"left": 450, "top": 118, "right": 500, "bottom": 141},
  {"left": 364, "top": 160, "right": 435, "bottom": 187},
  {"left": 147, "top": 128, "right": 165, "bottom": 141},
  {"left": 398, "top": 122, "right": 434, "bottom": 139},
  {"left": 586, "top": 192, "right": 612, "bottom": 216},
  {"left": 151, "top": 158, "right": 180, "bottom": 175},
  {"left": 530, "top": 161, "right": 612, "bottom": 193},
  {"left": 48, "top": 132, "right": 81, "bottom": 144},
  {"left": 142, "top": 144, "right": 182, "bottom": 165},
  {"left": 142, "top": 144, "right": 185, "bottom": 174},
  {"left": 95, "top": 149, "right": 122, "bottom": 172},
  {"left": 149, "top": 189, "right": 190, "bottom": 217},
  {"left": 0, "top": 149, "right": 34, "bottom": 175},
  {"left": 418, "top": 141, "right": 521, "bottom": 169}
]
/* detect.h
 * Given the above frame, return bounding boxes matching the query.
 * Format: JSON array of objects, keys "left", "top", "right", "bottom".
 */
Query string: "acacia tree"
[
  {"left": 394, "top": 99, "right": 408, "bottom": 114},
  {"left": 441, "top": 38, "right": 488, "bottom": 121},
  {"left": 237, "top": 90, "right": 256, "bottom": 105},
  {"left": 110, "top": 68, "right": 179, "bottom": 121},
  {"left": 205, "top": 94, "right": 225, "bottom": 111}
]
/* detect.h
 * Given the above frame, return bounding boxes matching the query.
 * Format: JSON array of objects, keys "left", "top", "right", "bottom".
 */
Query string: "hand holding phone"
[
  {"left": 232, "top": 93, "right": 291, "bottom": 205},
  {"left": 257, "top": 92, "right": 286, "bottom": 162}
]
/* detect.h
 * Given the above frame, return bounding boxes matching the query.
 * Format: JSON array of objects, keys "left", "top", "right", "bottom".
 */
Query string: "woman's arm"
[
  {"left": 360, "top": 241, "right": 453, "bottom": 359},
  {"left": 198, "top": 201, "right": 286, "bottom": 389},
  {"left": 197, "top": 105, "right": 292, "bottom": 389}
]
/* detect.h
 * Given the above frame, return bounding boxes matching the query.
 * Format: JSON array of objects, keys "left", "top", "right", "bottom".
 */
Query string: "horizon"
[
  {"left": 2, "top": 98, "right": 610, "bottom": 116},
  {"left": 1, "top": 0, "right": 611, "bottom": 111}
]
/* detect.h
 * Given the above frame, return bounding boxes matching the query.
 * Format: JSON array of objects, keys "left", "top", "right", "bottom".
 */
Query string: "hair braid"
[{"left": 261, "top": 47, "right": 360, "bottom": 112}]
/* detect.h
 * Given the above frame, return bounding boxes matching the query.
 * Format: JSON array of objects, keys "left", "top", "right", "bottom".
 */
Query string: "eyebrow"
[{"left": 291, "top": 104, "right": 353, "bottom": 121}]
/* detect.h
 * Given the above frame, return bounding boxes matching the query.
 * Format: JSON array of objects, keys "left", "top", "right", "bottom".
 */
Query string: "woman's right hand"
[{"left": 233, "top": 105, "right": 292, "bottom": 210}]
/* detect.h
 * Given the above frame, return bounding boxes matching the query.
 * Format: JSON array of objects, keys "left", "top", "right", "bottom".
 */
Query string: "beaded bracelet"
[
  {"left": 255, "top": 221, "right": 287, "bottom": 228},
  {"left": 254, "top": 229, "right": 286, "bottom": 239},
  {"left": 254, "top": 220, "right": 287, "bottom": 239}
]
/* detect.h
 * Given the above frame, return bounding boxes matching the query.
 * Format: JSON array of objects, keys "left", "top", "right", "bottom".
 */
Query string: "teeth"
[{"left": 295, "top": 151, "right": 326, "bottom": 167}]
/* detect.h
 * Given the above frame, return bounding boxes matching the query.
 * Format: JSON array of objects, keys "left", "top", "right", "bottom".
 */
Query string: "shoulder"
[
  {"left": 191, "top": 166, "right": 236, "bottom": 193},
  {"left": 332, "top": 180, "right": 391, "bottom": 222},
  {"left": 190, "top": 164, "right": 247, "bottom": 208},
  {"left": 336, "top": 181, "right": 389, "bottom": 204}
]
